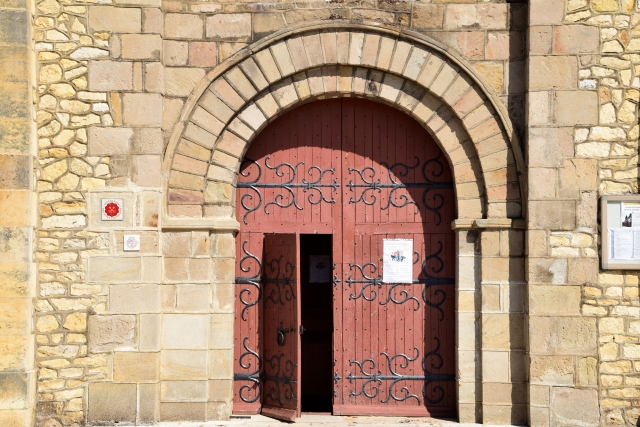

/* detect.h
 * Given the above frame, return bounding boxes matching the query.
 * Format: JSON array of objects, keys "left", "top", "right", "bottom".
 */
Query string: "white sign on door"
[{"left": 382, "top": 239, "right": 413, "bottom": 284}]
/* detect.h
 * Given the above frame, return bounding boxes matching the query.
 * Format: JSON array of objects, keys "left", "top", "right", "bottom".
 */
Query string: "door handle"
[
  {"left": 300, "top": 324, "right": 306, "bottom": 335},
  {"left": 277, "top": 324, "right": 293, "bottom": 346}
]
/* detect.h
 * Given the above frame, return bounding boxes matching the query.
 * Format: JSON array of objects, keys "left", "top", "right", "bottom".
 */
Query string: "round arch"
[{"left": 162, "top": 21, "right": 525, "bottom": 223}]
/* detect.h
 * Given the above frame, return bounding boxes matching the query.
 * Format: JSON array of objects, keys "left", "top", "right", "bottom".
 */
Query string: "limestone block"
[
  {"left": 482, "top": 351, "right": 508, "bottom": 382},
  {"left": 161, "top": 350, "right": 207, "bottom": 379},
  {"left": 553, "top": 25, "right": 600, "bottom": 54},
  {"left": 165, "top": 14, "right": 203, "bottom": 39},
  {"left": 0, "top": 262, "right": 28, "bottom": 298},
  {"left": 133, "top": 155, "right": 161, "bottom": 188},
  {"left": 529, "top": 200, "right": 575, "bottom": 230},
  {"left": 577, "top": 357, "right": 597, "bottom": 386},
  {"left": 208, "top": 349, "right": 233, "bottom": 379},
  {"left": 529, "top": 56, "right": 577, "bottom": 90},
  {"left": 0, "top": 372, "right": 28, "bottom": 410},
  {"left": 159, "top": 402, "right": 206, "bottom": 422},
  {"left": 139, "top": 383, "right": 159, "bottom": 423},
  {"left": 163, "top": 232, "right": 191, "bottom": 257},
  {"left": 0, "top": 335, "right": 29, "bottom": 371},
  {"left": 88, "top": 257, "right": 140, "bottom": 282},
  {"left": 114, "top": 352, "right": 159, "bottom": 381},
  {"left": 529, "top": 0, "right": 565, "bottom": 25},
  {"left": 87, "top": 127, "right": 133, "bottom": 155},
  {"left": 161, "top": 380, "right": 207, "bottom": 401},
  {"left": 530, "top": 356, "right": 574, "bottom": 385},
  {"left": 206, "top": 14, "right": 251, "bottom": 40},
  {"left": 120, "top": 34, "right": 162, "bottom": 60},
  {"left": 164, "top": 40, "right": 188, "bottom": 66},
  {"left": 87, "top": 314, "right": 136, "bottom": 352},
  {"left": 527, "top": 127, "right": 573, "bottom": 168},
  {"left": 210, "top": 313, "right": 233, "bottom": 349},
  {"left": 209, "top": 379, "right": 233, "bottom": 402},
  {"left": 161, "top": 314, "right": 209, "bottom": 349},
  {"left": 88, "top": 383, "right": 137, "bottom": 423},
  {"left": 190, "top": 42, "right": 217, "bottom": 67},
  {"left": 553, "top": 91, "right": 598, "bottom": 125},
  {"left": 482, "top": 314, "right": 525, "bottom": 349},
  {"left": 176, "top": 285, "right": 210, "bottom": 312},
  {"left": 110, "top": 284, "right": 160, "bottom": 313},
  {"left": 529, "top": 285, "right": 581, "bottom": 315},
  {"left": 550, "top": 388, "right": 599, "bottom": 427},
  {"left": 123, "top": 93, "right": 162, "bottom": 126},
  {"left": 0, "top": 155, "right": 29, "bottom": 189},
  {"left": 88, "top": 6, "right": 141, "bottom": 33},
  {"left": 483, "top": 404, "right": 527, "bottom": 425},
  {"left": 164, "top": 65, "right": 206, "bottom": 96},
  {"left": 88, "top": 60, "right": 132, "bottom": 91},
  {"left": 140, "top": 313, "right": 159, "bottom": 351},
  {"left": 444, "top": 4, "right": 507, "bottom": 30}
]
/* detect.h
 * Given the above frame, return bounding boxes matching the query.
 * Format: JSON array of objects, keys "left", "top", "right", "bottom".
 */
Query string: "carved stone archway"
[{"left": 162, "top": 22, "right": 524, "bottom": 225}]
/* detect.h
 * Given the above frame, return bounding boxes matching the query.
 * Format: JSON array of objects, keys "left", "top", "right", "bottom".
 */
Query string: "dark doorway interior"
[{"left": 300, "top": 234, "right": 333, "bottom": 413}]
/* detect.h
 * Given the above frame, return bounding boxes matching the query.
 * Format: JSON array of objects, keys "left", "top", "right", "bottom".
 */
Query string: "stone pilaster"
[{"left": 0, "top": 0, "right": 35, "bottom": 425}]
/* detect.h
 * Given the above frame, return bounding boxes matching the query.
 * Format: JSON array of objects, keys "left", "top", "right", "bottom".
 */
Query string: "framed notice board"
[{"left": 601, "top": 195, "right": 640, "bottom": 270}]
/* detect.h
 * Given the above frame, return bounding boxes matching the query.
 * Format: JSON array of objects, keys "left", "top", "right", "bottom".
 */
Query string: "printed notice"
[
  {"left": 309, "top": 255, "right": 331, "bottom": 283},
  {"left": 612, "top": 228, "right": 634, "bottom": 260},
  {"left": 382, "top": 239, "right": 413, "bottom": 284},
  {"left": 621, "top": 202, "right": 640, "bottom": 228}
]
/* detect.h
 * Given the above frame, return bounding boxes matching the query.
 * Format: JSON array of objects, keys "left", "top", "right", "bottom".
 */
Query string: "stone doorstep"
[{"left": 151, "top": 414, "right": 513, "bottom": 426}]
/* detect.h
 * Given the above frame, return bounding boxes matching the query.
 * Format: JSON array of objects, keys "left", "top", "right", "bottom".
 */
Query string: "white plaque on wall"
[
  {"left": 382, "top": 238, "right": 413, "bottom": 284},
  {"left": 124, "top": 235, "right": 140, "bottom": 251},
  {"left": 101, "top": 198, "right": 124, "bottom": 221}
]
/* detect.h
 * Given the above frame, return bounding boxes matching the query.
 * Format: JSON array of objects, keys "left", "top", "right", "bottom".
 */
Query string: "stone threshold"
[{"left": 150, "top": 414, "right": 512, "bottom": 426}]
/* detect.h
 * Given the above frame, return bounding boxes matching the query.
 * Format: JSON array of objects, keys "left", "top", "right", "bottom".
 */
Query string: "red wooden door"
[
  {"left": 233, "top": 99, "right": 456, "bottom": 418},
  {"left": 260, "top": 234, "right": 301, "bottom": 421}
]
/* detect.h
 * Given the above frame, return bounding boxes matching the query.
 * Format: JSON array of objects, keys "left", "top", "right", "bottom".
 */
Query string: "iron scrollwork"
[
  {"left": 346, "top": 338, "right": 455, "bottom": 405},
  {"left": 235, "top": 241, "right": 262, "bottom": 321},
  {"left": 263, "top": 255, "right": 296, "bottom": 305},
  {"left": 347, "top": 154, "right": 453, "bottom": 225},
  {"left": 233, "top": 338, "right": 262, "bottom": 403},
  {"left": 346, "top": 243, "right": 454, "bottom": 318},
  {"left": 346, "top": 263, "right": 382, "bottom": 301},
  {"left": 237, "top": 157, "right": 339, "bottom": 224},
  {"left": 263, "top": 353, "right": 298, "bottom": 406}
]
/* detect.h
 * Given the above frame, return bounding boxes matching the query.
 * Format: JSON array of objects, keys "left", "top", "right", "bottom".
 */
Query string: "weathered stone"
[
  {"left": 87, "top": 315, "right": 135, "bottom": 352},
  {"left": 88, "top": 383, "right": 136, "bottom": 423},
  {"left": 550, "top": 388, "right": 599, "bottom": 427}
]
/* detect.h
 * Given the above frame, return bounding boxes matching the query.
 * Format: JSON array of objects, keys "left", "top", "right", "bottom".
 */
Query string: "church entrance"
[{"left": 233, "top": 98, "right": 456, "bottom": 421}]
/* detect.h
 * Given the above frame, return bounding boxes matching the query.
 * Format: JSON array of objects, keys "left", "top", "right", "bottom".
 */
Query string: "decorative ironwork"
[
  {"left": 263, "top": 254, "right": 296, "bottom": 305},
  {"left": 420, "top": 241, "right": 454, "bottom": 321},
  {"left": 346, "top": 244, "right": 454, "bottom": 318},
  {"left": 237, "top": 157, "right": 339, "bottom": 224},
  {"left": 235, "top": 241, "right": 262, "bottom": 321},
  {"left": 233, "top": 338, "right": 262, "bottom": 403},
  {"left": 263, "top": 353, "right": 298, "bottom": 406},
  {"left": 347, "top": 263, "right": 382, "bottom": 301},
  {"left": 346, "top": 338, "right": 455, "bottom": 405},
  {"left": 380, "top": 283, "right": 420, "bottom": 311},
  {"left": 347, "top": 154, "right": 453, "bottom": 225}
]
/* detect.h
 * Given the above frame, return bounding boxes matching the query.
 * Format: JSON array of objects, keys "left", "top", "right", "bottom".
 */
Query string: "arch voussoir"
[{"left": 164, "top": 26, "right": 524, "bottom": 221}]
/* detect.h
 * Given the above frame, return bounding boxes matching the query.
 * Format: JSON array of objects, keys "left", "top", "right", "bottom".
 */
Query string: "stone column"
[
  {"left": 0, "top": 0, "right": 35, "bottom": 425},
  {"left": 478, "top": 226, "right": 526, "bottom": 425},
  {"left": 455, "top": 228, "right": 481, "bottom": 424},
  {"left": 454, "top": 220, "right": 526, "bottom": 425}
]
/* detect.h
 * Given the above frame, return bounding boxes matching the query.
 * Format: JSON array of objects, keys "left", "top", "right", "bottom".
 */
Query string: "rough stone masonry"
[{"left": 2, "top": 0, "right": 640, "bottom": 426}]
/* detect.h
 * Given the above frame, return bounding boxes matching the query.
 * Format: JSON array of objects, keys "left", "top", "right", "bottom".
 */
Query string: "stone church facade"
[{"left": 1, "top": 0, "right": 640, "bottom": 425}]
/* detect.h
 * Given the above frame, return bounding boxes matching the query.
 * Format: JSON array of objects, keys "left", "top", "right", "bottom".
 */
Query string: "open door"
[{"left": 261, "top": 234, "right": 301, "bottom": 421}]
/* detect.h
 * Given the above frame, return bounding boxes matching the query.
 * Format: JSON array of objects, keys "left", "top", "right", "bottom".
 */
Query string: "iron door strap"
[{"left": 277, "top": 323, "right": 293, "bottom": 346}]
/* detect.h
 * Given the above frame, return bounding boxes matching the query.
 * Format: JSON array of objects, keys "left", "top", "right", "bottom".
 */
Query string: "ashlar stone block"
[{"left": 88, "top": 383, "right": 136, "bottom": 423}]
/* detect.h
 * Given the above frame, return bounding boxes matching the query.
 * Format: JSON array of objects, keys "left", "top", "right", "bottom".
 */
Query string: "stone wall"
[
  {"left": 29, "top": 1, "right": 530, "bottom": 426},
  {"left": 0, "top": 0, "right": 36, "bottom": 425},
  {"left": 11, "top": 0, "right": 640, "bottom": 425},
  {"left": 527, "top": 0, "right": 640, "bottom": 426}
]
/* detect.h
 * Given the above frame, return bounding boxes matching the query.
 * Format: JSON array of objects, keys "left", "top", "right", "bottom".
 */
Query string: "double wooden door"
[{"left": 233, "top": 99, "right": 456, "bottom": 419}]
